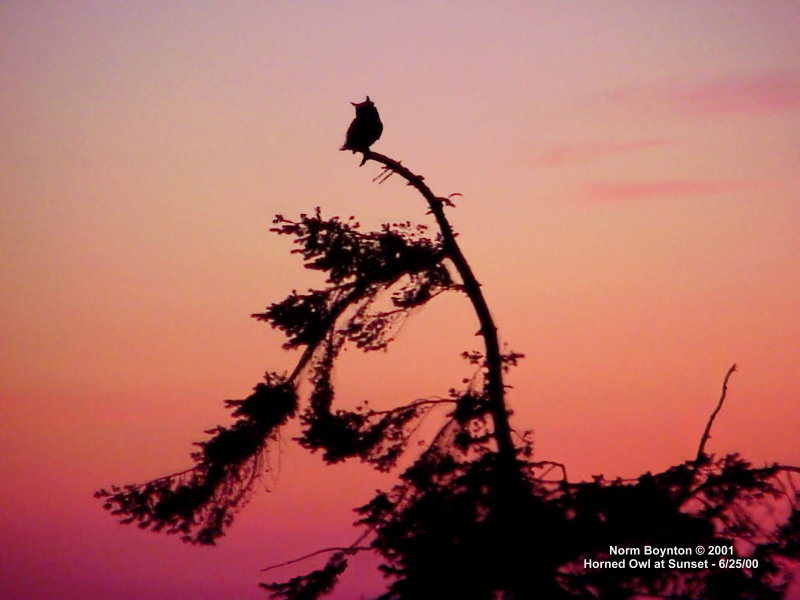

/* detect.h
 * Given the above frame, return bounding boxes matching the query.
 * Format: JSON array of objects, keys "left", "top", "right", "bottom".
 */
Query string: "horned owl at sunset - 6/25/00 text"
[{"left": 340, "top": 96, "right": 383, "bottom": 153}]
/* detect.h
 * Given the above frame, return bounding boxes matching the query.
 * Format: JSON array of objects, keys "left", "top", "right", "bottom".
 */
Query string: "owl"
[{"left": 340, "top": 96, "right": 383, "bottom": 153}]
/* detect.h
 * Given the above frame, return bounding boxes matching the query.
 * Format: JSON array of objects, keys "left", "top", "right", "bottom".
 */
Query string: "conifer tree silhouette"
[{"left": 97, "top": 101, "right": 800, "bottom": 600}]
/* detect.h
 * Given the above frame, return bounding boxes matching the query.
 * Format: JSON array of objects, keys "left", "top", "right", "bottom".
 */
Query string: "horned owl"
[{"left": 340, "top": 96, "right": 383, "bottom": 153}]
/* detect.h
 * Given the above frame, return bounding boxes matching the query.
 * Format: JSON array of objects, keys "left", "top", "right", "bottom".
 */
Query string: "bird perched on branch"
[{"left": 340, "top": 96, "right": 383, "bottom": 157}]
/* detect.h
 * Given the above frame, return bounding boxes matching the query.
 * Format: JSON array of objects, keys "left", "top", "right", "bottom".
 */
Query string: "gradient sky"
[{"left": 2, "top": 2, "right": 799, "bottom": 598}]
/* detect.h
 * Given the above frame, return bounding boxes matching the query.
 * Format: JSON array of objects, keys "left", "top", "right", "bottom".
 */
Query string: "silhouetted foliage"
[
  {"left": 95, "top": 373, "right": 297, "bottom": 544},
  {"left": 98, "top": 107, "right": 800, "bottom": 598},
  {"left": 261, "top": 552, "right": 349, "bottom": 600},
  {"left": 254, "top": 210, "right": 453, "bottom": 354}
]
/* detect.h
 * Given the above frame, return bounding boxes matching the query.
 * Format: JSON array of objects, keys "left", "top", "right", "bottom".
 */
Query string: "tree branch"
[
  {"left": 695, "top": 363, "right": 737, "bottom": 464},
  {"left": 363, "top": 397, "right": 456, "bottom": 416},
  {"left": 679, "top": 363, "right": 738, "bottom": 503},
  {"left": 360, "top": 150, "right": 517, "bottom": 468},
  {"left": 260, "top": 545, "right": 373, "bottom": 573}
]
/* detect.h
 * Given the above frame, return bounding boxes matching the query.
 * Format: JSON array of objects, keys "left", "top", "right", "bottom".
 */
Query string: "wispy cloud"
[
  {"left": 584, "top": 180, "right": 748, "bottom": 202},
  {"left": 606, "top": 71, "right": 800, "bottom": 117},
  {"left": 670, "top": 72, "right": 800, "bottom": 115},
  {"left": 536, "top": 138, "right": 671, "bottom": 166}
]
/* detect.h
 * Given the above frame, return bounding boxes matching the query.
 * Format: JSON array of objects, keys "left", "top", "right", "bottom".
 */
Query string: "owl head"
[
  {"left": 351, "top": 96, "right": 374, "bottom": 107},
  {"left": 351, "top": 96, "right": 377, "bottom": 116}
]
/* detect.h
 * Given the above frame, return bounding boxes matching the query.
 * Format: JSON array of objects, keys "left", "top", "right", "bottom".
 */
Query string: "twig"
[
  {"left": 695, "top": 363, "right": 738, "bottom": 464},
  {"left": 678, "top": 364, "right": 738, "bottom": 503},
  {"left": 364, "top": 396, "right": 456, "bottom": 416},
  {"left": 260, "top": 544, "right": 373, "bottom": 573},
  {"left": 528, "top": 460, "right": 569, "bottom": 483}
]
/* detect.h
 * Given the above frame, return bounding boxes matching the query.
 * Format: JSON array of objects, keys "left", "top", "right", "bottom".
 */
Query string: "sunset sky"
[{"left": 2, "top": 2, "right": 799, "bottom": 598}]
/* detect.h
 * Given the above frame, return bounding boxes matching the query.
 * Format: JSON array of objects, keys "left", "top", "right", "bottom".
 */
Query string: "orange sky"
[{"left": 2, "top": 2, "right": 799, "bottom": 598}]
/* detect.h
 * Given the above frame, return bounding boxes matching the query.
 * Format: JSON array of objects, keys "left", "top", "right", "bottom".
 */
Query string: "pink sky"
[{"left": 2, "top": 2, "right": 799, "bottom": 598}]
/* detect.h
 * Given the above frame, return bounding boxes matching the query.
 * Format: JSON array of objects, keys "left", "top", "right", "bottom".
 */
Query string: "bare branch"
[
  {"left": 361, "top": 150, "right": 517, "bottom": 468},
  {"left": 363, "top": 397, "right": 456, "bottom": 417},
  {"left": 528, "top": 460, "right": 569, "bottom": 483},
  {"left": 260, "top": 545, "right": 373, "bottom": 573},
  {"left": 695, "top": 363, "right": 738, "bottom": 463}
]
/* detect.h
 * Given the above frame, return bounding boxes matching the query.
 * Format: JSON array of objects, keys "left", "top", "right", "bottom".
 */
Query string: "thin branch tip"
[
  {"left": 695, "top": 363, "right": 739, "bottom": 464},
  {"left": 260, "top": 545, "right": 373, "bottom": 573}
]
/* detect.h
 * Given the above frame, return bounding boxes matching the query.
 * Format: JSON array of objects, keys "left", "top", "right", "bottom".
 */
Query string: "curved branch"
[
  {"left": 528, "top": 460, "right": 569, "bottom": 483},
  {"left": 361, "top": 150, "right": 517, "bottom": 467},
  {"left": 695, "top": 363, "right": 737, "bottom": 463},
  {"left": 677, "top": 364, "right": 738, "bottom": 504}
]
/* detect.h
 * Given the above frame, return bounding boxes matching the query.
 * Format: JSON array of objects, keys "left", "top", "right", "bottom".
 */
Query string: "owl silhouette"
[{"left": 340, "top": 96, "right": 383, "bottom": 153}]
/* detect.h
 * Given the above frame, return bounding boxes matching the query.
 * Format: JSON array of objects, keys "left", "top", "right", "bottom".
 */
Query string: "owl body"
[{"left": 340, "top": 96, "right": 383, "bottom": 153}]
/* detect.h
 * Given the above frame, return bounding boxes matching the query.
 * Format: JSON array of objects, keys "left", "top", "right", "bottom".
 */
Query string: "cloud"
[
  {"left": 606, "top": 71, "right": 800, "bottom": 117},
  {"left": 536, "top": 138, "right": 671, "bottom": 166},
  {"left": 670, "top": 72, "right": 800, "bottom": 116},
  {"left": 584, "top": 180, "right": 747, "bottom": 202}
]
